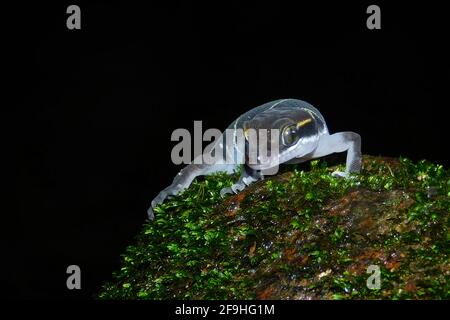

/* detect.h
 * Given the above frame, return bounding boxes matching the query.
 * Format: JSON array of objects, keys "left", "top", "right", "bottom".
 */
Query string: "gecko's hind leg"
[
  {"left": 220, "top": 167, "right": 262, "bottom": 197},
  {"left": 311, "top": 132, "right": 362, "bottom": 178}
]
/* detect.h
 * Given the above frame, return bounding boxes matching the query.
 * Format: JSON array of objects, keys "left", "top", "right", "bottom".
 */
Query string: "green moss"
[{"left": 98, "top": 156, "right": 450, "bottom": 300}]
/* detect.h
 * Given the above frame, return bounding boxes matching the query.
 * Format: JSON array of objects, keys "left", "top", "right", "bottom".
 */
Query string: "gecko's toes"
[
  {"left": 331, "top": 171, "right": 348, "bottom": 178},
  {"left": 331, "top": 171, "right": 357, "bottom": 179},
  {"left": 231, "top": 183, "right": 245, "bottom": 193},
  {"left": 220, "top": 183, "right": 246, "bottom": 197},
  {"left": 220, "top": 187, "right": 233, "bottom": 197},
  {"left": 147, "top": 207, "right": 155, "bottom": 220},
  {"left": 148, "top": 191, "right": 168, "bottom": 220}
]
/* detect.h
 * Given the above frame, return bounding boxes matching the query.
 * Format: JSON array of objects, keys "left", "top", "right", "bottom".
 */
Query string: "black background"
[{"left": 4, "top": 2, "right": 449, "bottom": 299}]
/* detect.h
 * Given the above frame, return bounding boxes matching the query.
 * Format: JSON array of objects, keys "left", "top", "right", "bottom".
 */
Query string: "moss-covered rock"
[{"left": 98, "top": 156, "right": 450, "bottom": 300}]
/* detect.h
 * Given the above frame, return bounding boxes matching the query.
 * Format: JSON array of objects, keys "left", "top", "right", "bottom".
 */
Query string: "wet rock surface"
[{"left": 99, "top": 156, "right": 450, "bottom": 299}]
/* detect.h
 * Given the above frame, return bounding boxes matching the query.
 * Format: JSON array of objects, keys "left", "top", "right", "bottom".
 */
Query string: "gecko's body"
[{"left": 147, "top": 99, "right": 361, "bottom": 219}]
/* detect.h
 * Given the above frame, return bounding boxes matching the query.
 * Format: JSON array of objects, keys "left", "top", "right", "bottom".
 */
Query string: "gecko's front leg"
[
  {"left": 148, "top": 162, "right": 239, "bottom": 219},
  {"left": 147, "top": 164, "right": 207, "bottom": 219},
  {"left": 311, "top": 131, "right": 362, "bottom": 177}
]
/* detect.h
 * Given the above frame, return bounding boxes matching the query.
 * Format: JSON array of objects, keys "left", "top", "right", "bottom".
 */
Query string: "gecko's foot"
[
  {"left": 147, "top": 190, "right": 167, "bottom": 220},
  {"left": 220, "top": 187, "right": 232, "bottom": 197},
  {"left": 331, "top": 171, "right": 348, "bottom": 178},
  {"left": 220, "top": 183, "right": 246, "bottom": 197},
  {"left": 147, "top": 207, "right": 155, "bottom": 220},
  {"left": 331, "top": 171, "right": 358, "bottom": 179},
  {"left": 147, "top": 184, "right": 186, "bottom": 220}
]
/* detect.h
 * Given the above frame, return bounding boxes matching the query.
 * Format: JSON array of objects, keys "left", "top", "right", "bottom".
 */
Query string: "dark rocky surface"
[{"left": 99, "top": 156, "right": 450, "bottom": 299}]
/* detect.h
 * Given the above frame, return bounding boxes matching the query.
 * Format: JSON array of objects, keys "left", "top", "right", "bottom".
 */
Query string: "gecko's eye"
[{"left": 282, "top": 125, "right": 300, "bottom": 146}]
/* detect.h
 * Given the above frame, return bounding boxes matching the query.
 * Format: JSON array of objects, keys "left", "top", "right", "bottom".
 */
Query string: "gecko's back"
[{"left": 227, "top": 99, "right": 328, "bottom": 135}]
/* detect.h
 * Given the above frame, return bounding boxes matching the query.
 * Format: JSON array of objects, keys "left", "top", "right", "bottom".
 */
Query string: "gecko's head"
[{"left": 243, "top": 107, "right": 318, "bottom": 171}]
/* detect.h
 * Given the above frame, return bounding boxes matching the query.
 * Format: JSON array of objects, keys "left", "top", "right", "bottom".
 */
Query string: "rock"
[{"left": 99, "top": 156, "right": 450, "bottom": 299}]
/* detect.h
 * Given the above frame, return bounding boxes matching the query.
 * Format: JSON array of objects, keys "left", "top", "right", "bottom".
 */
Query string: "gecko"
[{"left": 147, "top": 99, "right": 361, "bottom": 220}]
